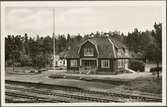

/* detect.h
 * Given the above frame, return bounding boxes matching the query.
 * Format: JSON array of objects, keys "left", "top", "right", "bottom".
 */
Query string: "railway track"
[
  {"left": 5, "top": 80, "right": 162, "bottom": 102},
  {"left": 6, "top": 91, "right": 66, "bottom": 103},
  {"left": 6, "top": 86, "right": 121, "bottom": 103}
]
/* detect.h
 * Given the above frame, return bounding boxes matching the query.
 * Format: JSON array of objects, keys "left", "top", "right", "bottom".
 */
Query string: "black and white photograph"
[{"left": 0, "top": 1, "right": 166, "bottom": 106}]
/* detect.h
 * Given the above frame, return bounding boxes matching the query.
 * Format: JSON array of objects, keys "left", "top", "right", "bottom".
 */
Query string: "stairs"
[
  {"left": 79, "top": 66, "right": 97, "bottom": 74},
  {"left": 86, "top": 70, "right": 91, "bottom": 74}
]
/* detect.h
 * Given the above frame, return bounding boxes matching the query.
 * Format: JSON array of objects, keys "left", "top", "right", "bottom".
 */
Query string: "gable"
[{"left": 78, "top": 41, "right": 98, "bottom": 58}]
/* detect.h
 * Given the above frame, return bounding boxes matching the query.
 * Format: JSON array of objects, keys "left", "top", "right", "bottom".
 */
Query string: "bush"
[
  {"left": 31, "top": 53, "right": 52, "bottom": 69},
  {"left": 49, "top": 74, "right": 64, "bottom": 79},
  {"left": 129, "top": 60, "right": 145, "bottom": 72},
  {"left": 150, "top": 67, "right": 162, "bottom": 72},
  {"left": 20, "top": 54, "right": 32, "bottom": 66}
]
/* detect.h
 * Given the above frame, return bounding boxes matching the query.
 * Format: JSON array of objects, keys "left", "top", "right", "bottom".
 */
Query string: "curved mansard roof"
[{"left": 66, "top": 37, "right": 127, "bottom": 58}]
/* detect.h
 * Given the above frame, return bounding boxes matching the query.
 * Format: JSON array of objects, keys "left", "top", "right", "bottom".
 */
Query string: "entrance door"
[
  {"left": 80, "top": 60, "right": 97, "bottom": 74},
  {"left": 82, "top": 60, "right": 96, "bottom": 67}
]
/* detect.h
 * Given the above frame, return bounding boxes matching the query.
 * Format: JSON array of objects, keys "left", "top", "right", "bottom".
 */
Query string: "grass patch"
[
  {"left": 6, "top": 67, "right": 35, "bottom": 72},
  {"left": 5, "top": 67, "right": 47, "bottom": 75},
  {"left": 49, "top": 73, "right": 162, "bottom": 95},
  {"left": 123, "top": 76, "right": 162, "bottom": 94}
]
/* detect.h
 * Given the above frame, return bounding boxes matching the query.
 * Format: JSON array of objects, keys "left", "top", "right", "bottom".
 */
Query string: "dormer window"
[{"left": 84, "top": 48, "right": 94, "bottom": 56}]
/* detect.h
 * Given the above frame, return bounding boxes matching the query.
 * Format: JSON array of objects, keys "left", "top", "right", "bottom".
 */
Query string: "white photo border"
[{"left": 1, "top": 1, "right": 166, "bottom": 106}]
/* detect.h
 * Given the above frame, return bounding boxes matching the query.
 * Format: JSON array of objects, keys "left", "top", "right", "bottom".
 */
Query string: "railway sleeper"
[{"left": 6, "top": 83, "right": 161, "bottom": 102}]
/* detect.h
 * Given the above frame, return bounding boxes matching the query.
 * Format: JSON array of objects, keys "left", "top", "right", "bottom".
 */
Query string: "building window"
[
  {"left": 84, "top": 48, "right": 94, "bottom": 56},
  {"left": 70, "top": 60, "right": 77, "bottom": 67},
  {"left": 101, "top": 60, "right": 110, "bottom": 68},
  {"left": 118, "top": 60, "right": 123, "bottom": 68}
]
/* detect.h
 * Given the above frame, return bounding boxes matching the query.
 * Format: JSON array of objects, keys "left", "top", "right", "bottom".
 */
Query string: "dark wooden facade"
[
  {"left": 67, "top": 58, "right": 80, "bottom": 70},
  {"left": 66, "top": 37, "right": 129, "bottom": 74},
  {"left": 97, "top": 58, "right": 115, "bottom": 72}
]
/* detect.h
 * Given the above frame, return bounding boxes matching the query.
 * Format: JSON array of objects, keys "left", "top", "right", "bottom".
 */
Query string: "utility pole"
[{"left": 53, "top": 8, "right": 56, "bottom": 69}]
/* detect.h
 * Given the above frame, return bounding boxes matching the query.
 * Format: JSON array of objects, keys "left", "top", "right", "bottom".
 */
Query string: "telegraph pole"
[{"left": 53, "top": 8, "right": 56, "bottom": 68}]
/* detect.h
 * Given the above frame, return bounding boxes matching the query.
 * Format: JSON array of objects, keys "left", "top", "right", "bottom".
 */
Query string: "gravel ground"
[
  {"left": 5, "top": 69, "right": 157, "bottom": 90},
  {"left": 5, "top": 69, "right": 162, "bottom": 96},
  {"left": 60, "top": 72, "right": 155, "bottom": 80},
  {"left": 6, "top": 70, "right": 115, "bottom": 90}
]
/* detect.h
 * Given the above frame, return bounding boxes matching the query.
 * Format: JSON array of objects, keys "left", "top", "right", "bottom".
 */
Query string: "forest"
[{"left": 5, "top": 23, "right": 162, "bottom": 69}]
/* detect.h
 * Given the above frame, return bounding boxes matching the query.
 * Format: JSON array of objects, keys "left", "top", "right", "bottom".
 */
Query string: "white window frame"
[
  {"left": 101, "top": 60, "right": 110, "bottom": 68},
  {"left": 70, "top": 60, "right": 77, "bottom": 67},
  {"left": 84, "top": 48, "right": 94, "bottom": 56},
  {"left": 118, "top": 60, "right": 122, "bottom": 68}
]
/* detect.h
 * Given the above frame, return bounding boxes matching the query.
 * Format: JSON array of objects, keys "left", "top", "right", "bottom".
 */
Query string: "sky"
[{"left": 5, "top": 6, "right": 162, "bottom": 37}]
